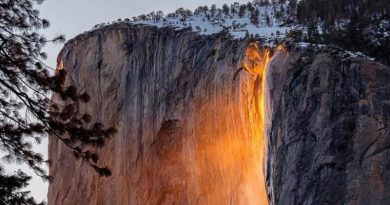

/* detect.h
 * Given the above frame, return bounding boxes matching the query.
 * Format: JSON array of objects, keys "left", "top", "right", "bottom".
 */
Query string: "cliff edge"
[{"left": 48, "top": 23, "right": 390, "bottom": 205}]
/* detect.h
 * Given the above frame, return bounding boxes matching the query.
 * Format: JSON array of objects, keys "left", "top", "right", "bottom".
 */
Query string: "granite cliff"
[
  {"left": 48, "top": 23, "right": 390, "bottom": 205},
  {"left": 266, "top": 47, "right": 390, "bottom": 205}
]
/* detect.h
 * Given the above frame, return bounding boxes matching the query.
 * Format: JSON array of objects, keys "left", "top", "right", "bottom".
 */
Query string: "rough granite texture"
[
  {"left": 49, "top": 24, "right": 266, "bottom": 205},
  {"left": 48, "top": 23, "right": 390, "bottom": 205},
  {"left": 266, "top": 49, "right": 390, "bottom": 205}
]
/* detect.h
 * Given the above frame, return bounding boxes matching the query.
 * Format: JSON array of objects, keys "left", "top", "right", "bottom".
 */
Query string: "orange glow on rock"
[{"left": 241, "top": 42, "right": 271, "bottom": 205}]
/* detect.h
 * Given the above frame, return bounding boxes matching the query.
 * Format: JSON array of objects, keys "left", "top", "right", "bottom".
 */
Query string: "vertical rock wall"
[
  {"left": 48, "top": 23, "right": 390, "bottom": 205},
  {"left": 48, "top": 24, "right": 268, "bottom": 205},
  {"left": 266, "top": 48, "right": 390, "bottom": 205}
]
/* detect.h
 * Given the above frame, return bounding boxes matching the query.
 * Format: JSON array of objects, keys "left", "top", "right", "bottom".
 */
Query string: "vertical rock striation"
[
  {"left": 48, "top": 23, "right": 390, "bottom": 205},
  {"left": 266, "top": 48, "right": 390, "bottom": 205},
  {"left": 48, "top": 24, "right": 267, "bottom": 205}
]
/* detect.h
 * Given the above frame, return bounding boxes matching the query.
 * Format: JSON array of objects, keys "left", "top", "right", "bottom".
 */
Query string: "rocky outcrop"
[
  {"left": 48, "top": 24, "right": 267, "bottom": 205},
  {"left": 266, "top": 48, "right": 390, "bottom": 205},
  {"left": 48, "top": 23, "right": 390, "bottom": 205}
]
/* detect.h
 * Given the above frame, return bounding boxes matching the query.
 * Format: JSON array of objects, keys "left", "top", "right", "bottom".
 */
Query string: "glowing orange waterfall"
[{"left": 242, "top": 42, "right": 271, "bottom": 205}]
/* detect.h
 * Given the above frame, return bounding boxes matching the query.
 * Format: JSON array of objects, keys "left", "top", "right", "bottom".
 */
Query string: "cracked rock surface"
[
  {"left": 48, "top": 23, "right": 390, "bottom": 205},
  {"left": 266, "top": 50, "right": 390, "bottom": 205},
  {"left": 48, "top": 24, "right": 266, "bottom": 205}
]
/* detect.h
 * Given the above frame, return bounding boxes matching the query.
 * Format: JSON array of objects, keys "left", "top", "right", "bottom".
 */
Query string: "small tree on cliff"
[
  {"left": 210, "top": 4, "right": 217, "bottom": 17},
  {"left": 222, "top": 4, "right": 230, "bottom": 16},
  {"left": 250, "top": 9, "right": 260, "bottom": 26},
  {"left": 0, "top": 0, "right": 116, "bottom": 195},
  {"left": 239, "top": 4, "right": 247, "bottom": 18}
]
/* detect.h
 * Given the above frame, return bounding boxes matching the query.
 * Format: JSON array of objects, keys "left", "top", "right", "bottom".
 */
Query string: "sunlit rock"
[{"left": 48, "top": 23, "right": 390, "bottom": 205}]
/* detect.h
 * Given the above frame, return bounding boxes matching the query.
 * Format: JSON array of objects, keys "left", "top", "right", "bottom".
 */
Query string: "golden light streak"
[{"left": 242, "top": 42, "right": 271, "bottom": 205}]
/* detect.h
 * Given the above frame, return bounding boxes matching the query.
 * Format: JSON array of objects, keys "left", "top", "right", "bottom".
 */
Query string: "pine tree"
[
  {"left": 222, "top": 4, "right": 230, "bottom": 16},
  {"left": 262, "top": 0, "right": 270, "bottom": 7},
  {"left": 230, "top": 4, "right": 237, "bottom": 16},
  {"left": 0, "top": 0, "right": 116, "bottom": 183},
  {"left": 250, "top": 9, "right": 260, "bottom": 26},
  {"left": 266, "top": 11, "right": 271, "bottom": 26},
  {"left": 239, "top": 5, "right": 247, "bottom": 18},
  {"left": 210, "top": 4, "right": 217, "bottom": 17},
  {"left": 0, "top": 166, "right": 43, "bottom": 205},
  {"left": 203, "top": 6, "right": 209, "bottom": 14},
  {"left": 245, "top": 30, "right": 250, "bottom": 39},
  {"left": 287, "top": 0, "right": 297, "bottom": 19},
  {"left": 247, "top": 2, "right": 254, "bottom": 12}
]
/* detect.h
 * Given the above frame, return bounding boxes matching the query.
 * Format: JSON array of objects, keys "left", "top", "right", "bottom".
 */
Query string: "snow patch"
[{"left": 93, "top": 2, "right": 299, "bottom": 41}]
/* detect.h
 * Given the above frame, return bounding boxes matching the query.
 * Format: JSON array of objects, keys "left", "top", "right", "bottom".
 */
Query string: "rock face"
[
  {"left": 48, "top": 23, "right": 390, "bottom": 205},
  {"left": 49, "top": 24, "right": 267, "bottom": 205},
  {"left": 266, "top": 49, "right": 390, "bottom": 205}
]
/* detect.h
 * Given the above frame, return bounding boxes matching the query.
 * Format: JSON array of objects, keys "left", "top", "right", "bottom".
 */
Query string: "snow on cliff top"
[
  {"left": 92, "top": 1, "right": 299, "bottom": 41},
  {"left": 87, "top": 1, "right": 387, "bottom": 62}
]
